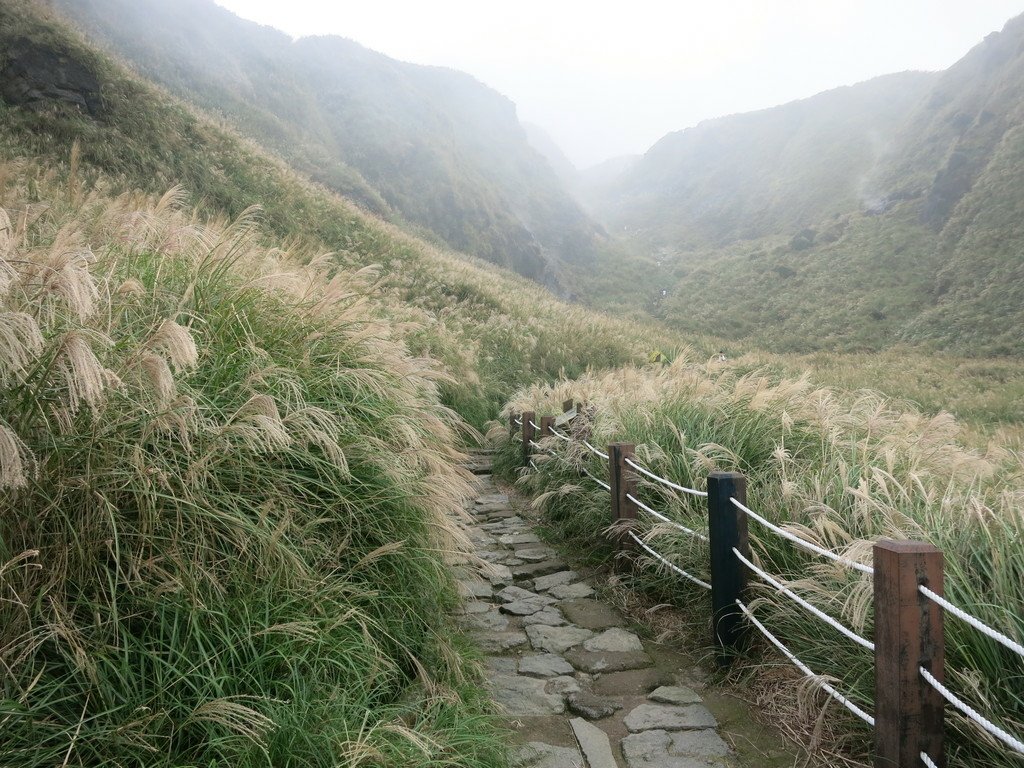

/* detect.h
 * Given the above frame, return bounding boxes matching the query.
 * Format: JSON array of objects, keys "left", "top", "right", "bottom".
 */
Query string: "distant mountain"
[
  {"left": 51, "top": 0, "right": 599, "bottom": 285},
  {"left": 584, "top": 12, "right": 1024, "bottom": 355},
  {"left": 522, "top": 122, "right": 578, "bottom": 190},
  {"left": 588, "top": 72, "right": 936, "bottom": 248}
]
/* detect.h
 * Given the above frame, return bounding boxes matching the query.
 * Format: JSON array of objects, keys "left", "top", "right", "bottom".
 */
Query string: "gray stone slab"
[
  {"left": 513, "top": 559, "right": 569, "bottom": 579},
  {"left": 512, "top": 742, "right": 583, "bottom": 768},
  {"left": 621, "top": 729, "right": 731, "bottom": 768},
  {"left": 591, "top": 667, "right": 674, "bottom": 696},
  {"left": 502, "top": 598, "right": 556, "bottom": 616},
  {"left": 533, "top": 570, "right": 579, "bottom": 591},
  {"left": 584, "top": 627, "right": 644, "bottom": 652},
  {"left": 567, "top": 691, "right": 621, "bottom": 720},
  {"left": 459, "top": 608, "right": 509, "bottom": 632},
  {"left": 497, "top": 585, "right": 553, "bottom": 604},
  {"left": 559, "top": 599, "right": 623, "bottom": 630},
  {"left": 526, "top": 624, "right": 594, "bottom": 654},
  {"left": 484, "top": 656, "right": 519, "bottom": 674},
  {"left": 522, "top": 607, "right": 567, "bottom": 626},
  {"left": 500, "top": 532, "right": 542, "bottom": 545},
  {"left": 570, "top": 717, "right": 618, "bottom": 768},
  {"left": 519, "top": 653, "right": 575, "bottom": 678},
  {"left": 475, "top": 493, "right": 509, "bottom": 506},
  {"left": 548, "top": 582, "right": 595, "bottom": 600},
  {"left": 517, "top": 547, "right": 559, "bottom": 562},
  {"left": 457, "top": 579, "right": 494, "bottom": 600},
  {"left": 545, "top": 675, "right": 581, "bottom": 696},
  {"left": 564, "top": 648, "right": 653, "bottom": 673},
  {"left": 649, "top": 685, "right": 702, "bottom": 706},
  {"left": 458, "top": 600, "right": 492, "bottom": 615},
  {"left": 488, "top": 673, "right": 565, "bottom": 716},
  {"left": 485, "top": 564, "right": 513, "bottom": 585},
  {"left": 476, "top": 630, "right": 529, "bottom": 652},
  {"left": 623, "top": 703, "right": 718, "bottom": 733}
]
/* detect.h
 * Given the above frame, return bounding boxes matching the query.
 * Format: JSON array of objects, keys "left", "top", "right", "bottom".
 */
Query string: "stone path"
[{"left": 453, "top": 464, "right": 735, "bottom": 768}]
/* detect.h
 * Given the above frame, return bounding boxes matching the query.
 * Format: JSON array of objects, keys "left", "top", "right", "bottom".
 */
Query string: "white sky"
[{"left": 214, "top": 0, "right": 1023, "bottom": 168}]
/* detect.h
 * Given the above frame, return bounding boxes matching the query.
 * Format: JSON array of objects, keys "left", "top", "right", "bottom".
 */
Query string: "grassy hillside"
[
  {"left": 590, "top": 72, "right": 934, "bottom": 249},
  {"left": 496, "top": 359, "right": 1024, "bottom": 767},
  {"left": 580, "top": 12, "right": 1024, "bottom": 357},
  {"left": 0, "top": 0, "right": 688, "bottom": 430},
  {"left": 51, "top": 0, "right": 600, "bottom": 286},
  {"left": 0, "top": 162, "right": 512, "bottom": 765}
]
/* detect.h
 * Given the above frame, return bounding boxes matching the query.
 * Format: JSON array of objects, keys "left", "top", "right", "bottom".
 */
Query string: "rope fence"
[
  {"left": 628, "top": 530, "right": 711, "bottom": 590},
  {"left": 624, "top": 456, "right": 708, "bottom": 497},
  {"left": 506, "top": 403, "right": 1024, "bottom": 767},
  {"left": 737, "top": 599, "right": 876, "bottom": 727},
  {"left": 730, "top": 496, "right": 874, "bottom": 576},
  {"left": 627, "top": 492, "right": 708, "bottom": 542}
]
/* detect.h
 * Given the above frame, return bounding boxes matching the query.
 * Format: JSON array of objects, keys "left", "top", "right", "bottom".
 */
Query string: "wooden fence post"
[
  {"left": 608, "top": 443, "right": 638, "bottom": 553},
  {"left": 540, "top": 415, "right": 555, "bottom": 438},
  {"left": 707, "top": 471, "right": 749, "bottom": 666},
  {"left": 521, "top": 411, "right": 536, "bottom": 468},
  {"left": 562, "top": 398, "right": 574, "bottom": 413},
  {"left": 873, "top": 540, "right": 945, "bottom": 768}
]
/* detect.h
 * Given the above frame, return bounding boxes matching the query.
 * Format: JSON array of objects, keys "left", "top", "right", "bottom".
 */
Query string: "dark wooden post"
[
  {"left": 540, "top": 415, "right": 555, "bottom": 438},
  {"left": 562, "top": 398, "right": 574, "bottom": 413},
  {"left": 608, "top": 443, "right": 638, "bottom": 552},
  {"left": 873, "top": 540, "right": 945, "bottom": 768},
  {"left": 521, "top": 411, "right": 536, "bottom": 468},
  {"left": 707, "top": 471, "right": 749, "bottom": 666}
]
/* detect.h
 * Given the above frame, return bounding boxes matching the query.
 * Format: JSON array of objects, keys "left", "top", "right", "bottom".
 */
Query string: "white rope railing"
[
  {"left": 737, "top": 600, "right": 875, "bottom": 727},
  {"left": 513, "top": 417, "right": 523, "bottom": 427},
  {"left": 624, "top": 457, "right": 708, "bottom": 497},
  {"left": 919, "top": 585, "right": 1024, "bottom": 660},
  {"left": 627, "top": 531, "right": 711, "bottom": 590},
  {"left": 550, "top": 428, "right": 572, "bottom": 442},
  {"left": 919, "top": 666, "right": 1024, "bottom": 755},
  {"left": 626, "top": 492, "right": 709, "bottom": 542},
  {"left": 528, "top": 420, "right": 540, "bottom": 430},
  {"left": 733, "top": 548, "right": 874, "bottom": 652},
  {"left": 583, "top": 440, "right": 609, "bottom": 460},
  {"left": 529, "top": 440, "right": 543, "bottom": 450},
  {"left": 582, "top": 467, "right": 611, "bottom": 491},
  {"left": 919, "top": 752, "right": 940, "bottom": 768},
  {"left": 730, "top": 497, "right": 874, "bottom": 576}
]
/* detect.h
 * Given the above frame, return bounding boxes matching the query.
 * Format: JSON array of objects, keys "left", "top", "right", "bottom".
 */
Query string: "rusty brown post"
[
  {"left": 540, "top": 415, "right": 555, "bottom": 438},
  {"left": 521, "top": 411, "right": 536, "bottom": 468},
  {"left": 562, "top": 398, "right": 574, "bottom": 413},
  {"left": 607, "top": 443, "right": 638, "bottom": 554},
  {"left": 874, "top": 540, "right": 945, "bottom": 768}
]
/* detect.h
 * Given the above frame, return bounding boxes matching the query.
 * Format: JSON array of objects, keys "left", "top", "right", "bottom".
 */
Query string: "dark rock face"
[{"left": 1, "top": 38, "right": 103, "bottom": 116}]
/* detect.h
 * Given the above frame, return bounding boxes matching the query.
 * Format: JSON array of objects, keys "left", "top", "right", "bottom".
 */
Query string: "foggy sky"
[{"left": 214, "top": 0, "right": 1023, "bottom": 168}]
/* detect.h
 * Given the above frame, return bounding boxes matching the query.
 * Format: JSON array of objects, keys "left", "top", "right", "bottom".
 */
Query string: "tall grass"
[
  {"left": 0, "top": 176, "right": 505, "bottom": 766},
  {"left": 496, "top": 355, "right": 1024, "bottom": 766}
]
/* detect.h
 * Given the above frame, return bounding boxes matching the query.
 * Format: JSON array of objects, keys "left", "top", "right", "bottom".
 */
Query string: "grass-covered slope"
[
  {"left": 49, "top": 0, "right": 600, "bottom": 286},
  {"left": 496, "top": 359, "right": 1024, "bottom": 766},
  {"left": 0, "top": 169, "right": 506, "bottom": 764},
  {"left": 590, "top": 72, "right": 934, "bottom": 250},
  {"left": 0, "top": 0, "right": 683, "bottom": 429}
]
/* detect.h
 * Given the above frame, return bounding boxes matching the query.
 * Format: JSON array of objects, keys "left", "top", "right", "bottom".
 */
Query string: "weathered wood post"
[
  {"left": 562, "top": 398, "right": 574, "bottom": 413},
  {"left": 521, "top": 411, "right": 536, "bottom": 468},
  {"left": 608, "top": 443, "right": 638, "bottom": 555},
  {"left": 873, "top": 540, "right": 945, "bottom": 768},
  {"left": 706, "top": 471, "right": 749, "bottom": 666},
  {"left": 540, "top": 415, "right": 555, "bottom": 438}
]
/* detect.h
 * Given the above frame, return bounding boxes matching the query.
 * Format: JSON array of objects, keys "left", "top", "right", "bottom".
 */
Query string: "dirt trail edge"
[{"left": 451, "top": 458, "right": 793, "bottom": 768}]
